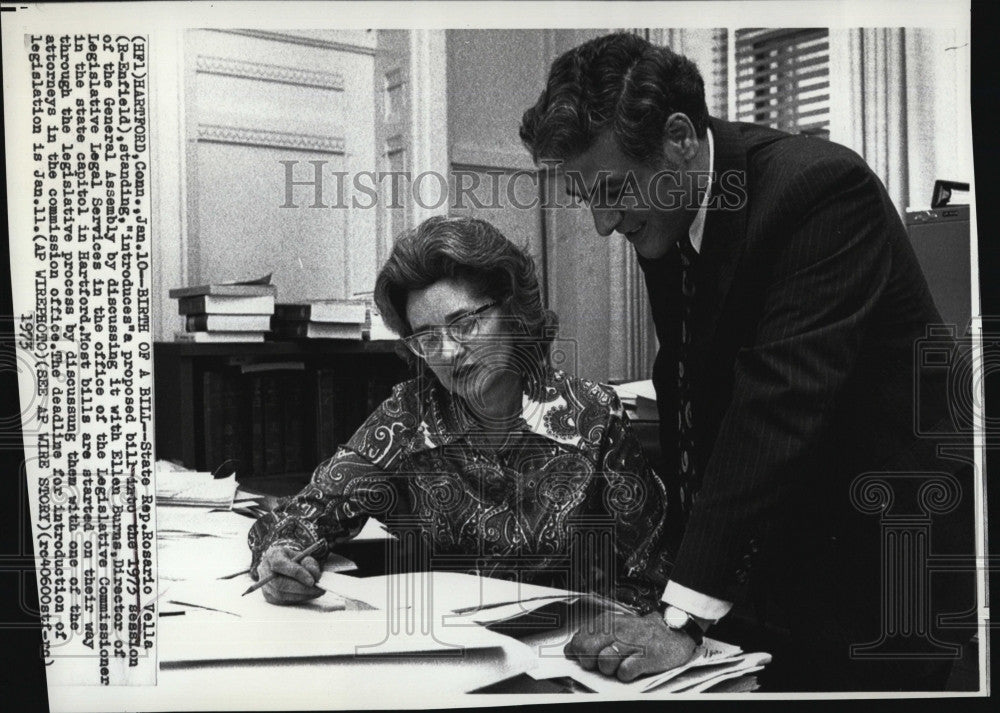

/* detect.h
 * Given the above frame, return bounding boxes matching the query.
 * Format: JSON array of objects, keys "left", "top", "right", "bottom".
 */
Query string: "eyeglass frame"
[{"left": 401, "top": 300, "right": 500, "bottom": 357}]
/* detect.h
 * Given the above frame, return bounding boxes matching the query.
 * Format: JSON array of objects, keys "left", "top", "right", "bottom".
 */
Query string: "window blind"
[{"left": 735, "top": 28, "right": 830, "bottom": 138}]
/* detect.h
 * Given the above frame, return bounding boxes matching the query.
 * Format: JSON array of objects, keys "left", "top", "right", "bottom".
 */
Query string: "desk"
[{"left": 152, "top": 497, "right": 762, "bottom": 705}]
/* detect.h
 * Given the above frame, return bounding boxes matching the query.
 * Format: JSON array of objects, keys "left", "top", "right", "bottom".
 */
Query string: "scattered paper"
[
  {"left": 158, "top": 586, "right": 531, "bottom": 665},
  {"left": 156, "top": 505, "right": 253, "bottom": 540},
  {"left": 523, "top": 627, "right": 768, "bottom": 695},
  {"left": 685, "top": 665, "right": 767, "bottom": 693},
  {"left": 165, "top": 574, "right": 348, "bottom": 619},
  {"left": 610, "top": 379, "right": 657, "bottom": 403},
  {"left": 352, "top": 517, "right": 397, "bottom": 541},
  {"left": 156, "top": 471, "right": 238, "bottom": 508}
]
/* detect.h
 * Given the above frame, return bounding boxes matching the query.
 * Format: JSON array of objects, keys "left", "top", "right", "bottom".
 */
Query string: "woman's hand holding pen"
[{"left": 257, "top": 544, "right": 325, "bottom": 604}]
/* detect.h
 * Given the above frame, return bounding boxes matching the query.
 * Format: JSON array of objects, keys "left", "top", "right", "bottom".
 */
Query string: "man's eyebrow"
[{"left": 565, "top": 174, "right": 622, "bottom": 201}]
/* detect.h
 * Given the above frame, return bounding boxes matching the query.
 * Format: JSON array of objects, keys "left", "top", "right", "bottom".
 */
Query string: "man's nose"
[{"left": 590, "top": 205, "right": 623, "bottom": 237}]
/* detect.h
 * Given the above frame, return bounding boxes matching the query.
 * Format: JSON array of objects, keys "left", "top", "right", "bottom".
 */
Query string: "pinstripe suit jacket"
[{"left": 639, "top": 118, "right": 974, "bottom": 646}]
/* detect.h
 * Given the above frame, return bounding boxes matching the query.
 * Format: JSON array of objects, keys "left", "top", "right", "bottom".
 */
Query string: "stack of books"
[
  {"left": 271, "top": 299, "right": 369, "bottom": 340},
  {"left": 368, "top": 309, "right": 398, "bottom": 341},
  {"left": 171, "top": 280, "right": 277, "bottom": 343}
]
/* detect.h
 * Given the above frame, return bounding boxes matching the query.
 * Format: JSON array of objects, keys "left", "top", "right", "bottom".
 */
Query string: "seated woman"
[{"left": 248, "top": 216, "right": 675, "bottom": 638}]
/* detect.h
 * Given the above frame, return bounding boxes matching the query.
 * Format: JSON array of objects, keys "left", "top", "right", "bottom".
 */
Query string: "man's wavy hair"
[
  {"left": 374, "top": 215, "right": 558, "bottom": 374},
  {"left": 520, "top": 32, "right": 708, "bottom": 165}
]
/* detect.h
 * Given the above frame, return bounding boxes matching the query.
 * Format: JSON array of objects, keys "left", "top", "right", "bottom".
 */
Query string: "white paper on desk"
[
  {"left": 638, "top": 636, "right": 744, "bottom": 691},
  {"left": 351, "top": 517, "right": 396, "bottom": 541},
  {"left": 165, "top": 574, "right": 348, "bottom": 618},
  {"left": 157, "top": 535, "right": 253, "bottom": 582},
  {"left": 156, "top": 471, "right": 238, "bottom": 508},
  {"left": 644, "top": 650, "right": 772, "bottom": 693},
  {"left": 611, "top": 379, "right": 657, "bottom": 402},
  {"left": 523, "top": 629, "right": 762, "bottom": 695},
  {"left": 318, "top": 570, "right": 578, "bottom": 616},
  {"left": 158, "top": 601, "right": 529, "bottom": 665},
  {"left": 450, "top": 596, "right": 581, "bottom": 626},
  {"left": 156, "top": 505, "right": 253, "bottom": 539},
  {"left": 685, "top": 664, "right": 766, "bottom": 693}
]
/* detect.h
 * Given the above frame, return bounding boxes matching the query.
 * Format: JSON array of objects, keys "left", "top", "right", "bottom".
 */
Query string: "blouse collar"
[{"left": 411, "top": 368, "right": 611, "bottom": 456}]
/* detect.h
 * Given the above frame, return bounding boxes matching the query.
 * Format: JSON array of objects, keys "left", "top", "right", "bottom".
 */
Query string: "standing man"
[{"left": 520, "top": 32, "right": 975, "bottom": 691}]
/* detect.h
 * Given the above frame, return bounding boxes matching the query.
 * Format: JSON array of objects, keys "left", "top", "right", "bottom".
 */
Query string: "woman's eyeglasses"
[{"left": 402, "top": 301, "right": 498, "bottom": 357}]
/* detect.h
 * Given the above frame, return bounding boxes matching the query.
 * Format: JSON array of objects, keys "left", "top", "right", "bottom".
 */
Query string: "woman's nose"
[
  {"left": 590, "top": 205, "right": 623, "bottom": 237},
  {"left": 427, "top": 331, "right": 465, "bottom": 364}
]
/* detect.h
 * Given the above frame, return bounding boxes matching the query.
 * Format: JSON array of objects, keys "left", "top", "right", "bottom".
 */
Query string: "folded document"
[{"left": 524, "top": 628, "right": 771, "bottom": 694}]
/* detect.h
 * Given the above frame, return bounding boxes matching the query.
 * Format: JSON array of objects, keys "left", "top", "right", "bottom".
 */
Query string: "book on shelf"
[
  {"left": 174, "top": 331, "right": 266, "bottom": 343},
  {"left": 368, "top": 311, "right": 397, "bottom": 341},
  {"left": 282, "top": 373, "right": 306, "bottom": 473},
  {"left": 177, "top": 294, "right": 276, "bottom": 316},
  {"left": 185, "top": 314, "right": 273, "bottom": 332},
  {"left": 274, "top": 299, "right": 368, "bottom": 324},
  {"left": 223, "top": 371, "right": 253, "bottom": 469},
  {"left": 250, "top": 374, "right": 266, "bottom": 477},
  {"left": 262, "top": 373, "right": 285, "bottom": 475},
  {"left": 270, "top": 320, "right": 366, "bottom": 340},
  {"left": 201, "top": 371, "right": 224, "bottom": 471},
  {"left": 169, "top": 275, "right": 277, "bottom": 300},
  {"left": 315, "top": 370, "right": 364, "bottom": 461},
  {"left": 201, "top": 369, "right": 253, "bottom": 475}
]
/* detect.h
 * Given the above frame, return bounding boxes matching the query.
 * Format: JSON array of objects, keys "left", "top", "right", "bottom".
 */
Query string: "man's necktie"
[{"left": 678, "top": 235, "right": 698, "bottom": 517}]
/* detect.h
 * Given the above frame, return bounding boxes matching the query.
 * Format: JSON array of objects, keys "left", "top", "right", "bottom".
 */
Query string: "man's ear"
[{"left": 662, "top": 113, "right": 700, "bottom": 163}]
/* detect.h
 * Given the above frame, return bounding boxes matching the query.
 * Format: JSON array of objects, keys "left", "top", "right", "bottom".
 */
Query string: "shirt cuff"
[{"left": 661, "top": 581, "right": 734, "bottom": 621}]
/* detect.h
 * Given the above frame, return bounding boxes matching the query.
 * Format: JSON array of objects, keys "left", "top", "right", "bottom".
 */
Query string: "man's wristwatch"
[{"left": 658, "top": 604, "right": 705, "bottom": 647}]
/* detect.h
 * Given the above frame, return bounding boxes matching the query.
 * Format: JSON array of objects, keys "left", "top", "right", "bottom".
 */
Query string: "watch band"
[
  {"left": 661, "top": 604, "right": 705, "bottom": 647},
  {"left": 677, "top": 617, "right": 704, "bottom": 647}
]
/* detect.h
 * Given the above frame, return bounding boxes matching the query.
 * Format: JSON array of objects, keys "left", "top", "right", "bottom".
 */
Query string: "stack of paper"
[
  {"left": 156, "top": 470, "right": 238, "bottom": 508},
  {"left": 610, "top": 380, "right": 659, "bottom": 420},
  {"left": 523, "top": 629, "right": 770, "bottom": 694}
]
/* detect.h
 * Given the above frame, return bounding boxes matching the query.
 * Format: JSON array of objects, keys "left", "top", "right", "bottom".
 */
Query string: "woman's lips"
[{"left": 453, "top": 362, "right": 478, "bottom": 385}]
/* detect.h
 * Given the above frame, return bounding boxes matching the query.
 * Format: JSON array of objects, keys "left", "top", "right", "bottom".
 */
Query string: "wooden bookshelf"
[{"left": 153, "top": 340, "right": 411, "bottom": 488}]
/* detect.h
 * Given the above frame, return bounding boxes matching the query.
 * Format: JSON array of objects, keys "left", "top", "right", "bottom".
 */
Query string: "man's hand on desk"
[
  {"left": 257, "top": 545, "right": 325, "bottom": 604},
  {"left": 564, "top": 611, "right": 698, "bottom": 682}
]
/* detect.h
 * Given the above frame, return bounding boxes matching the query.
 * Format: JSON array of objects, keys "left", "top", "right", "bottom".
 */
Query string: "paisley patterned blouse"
[{"left": 248, "top": 369, "right": 675, "bottom": 613}]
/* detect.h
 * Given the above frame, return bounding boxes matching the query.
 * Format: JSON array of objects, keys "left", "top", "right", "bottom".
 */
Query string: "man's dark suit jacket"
[{"left": 638, "top": 118, "right": 976, "bottom": 689}]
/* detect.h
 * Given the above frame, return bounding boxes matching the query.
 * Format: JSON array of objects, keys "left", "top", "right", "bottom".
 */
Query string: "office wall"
[
  {"left": 154, "top": 28, "right": 971, "bottom": 364},
  {"left": 445, "top": 29, "right": 548, "bottom": 297},
  {"left": 445, "top": 28, "right": 655, "bottom": 384},
  {"left": 184, "top": 30, "right": 378, "bottom": 303}
]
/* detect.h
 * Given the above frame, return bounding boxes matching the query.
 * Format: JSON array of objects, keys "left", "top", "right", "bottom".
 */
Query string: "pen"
[{"left": 241, "top": 540, "right": 325, "bottom": 596}]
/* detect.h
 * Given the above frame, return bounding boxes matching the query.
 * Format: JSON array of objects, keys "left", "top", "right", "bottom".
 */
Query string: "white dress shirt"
[{"left": 659, "top": 127, "right": 735, "bottom": 622}]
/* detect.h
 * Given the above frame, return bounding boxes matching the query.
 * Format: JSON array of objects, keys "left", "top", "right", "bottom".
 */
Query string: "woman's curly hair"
[
  {"left": 374, "top": 215, "right": 558, "bottom": 373},
  {"left": 520, "top": 32, "right": 708, "bottom": 165}
]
